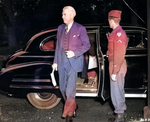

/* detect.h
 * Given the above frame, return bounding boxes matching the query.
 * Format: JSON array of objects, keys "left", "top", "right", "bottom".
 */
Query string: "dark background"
[{"left": 0, "top": 0, "right": 147, "bottom": 54}]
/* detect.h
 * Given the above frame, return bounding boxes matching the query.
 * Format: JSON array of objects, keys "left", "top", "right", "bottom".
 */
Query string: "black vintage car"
[{"left": 0, "top": 25, "right": 147, "bottom": 109}]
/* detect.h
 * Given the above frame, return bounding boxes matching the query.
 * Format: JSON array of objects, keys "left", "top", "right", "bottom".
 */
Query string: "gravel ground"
[{"left": 0, "top": 92, "right": 148, "bottom": 122}]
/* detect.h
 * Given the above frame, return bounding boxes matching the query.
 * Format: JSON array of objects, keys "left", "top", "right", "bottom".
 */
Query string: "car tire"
[{"left": 27, "top": 92, "right": 61, "bottom": 109}]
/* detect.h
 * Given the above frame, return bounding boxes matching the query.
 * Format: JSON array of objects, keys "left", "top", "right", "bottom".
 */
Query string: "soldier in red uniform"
[{"left": 107, "top": 10, "right": 128, "bottom": 122}]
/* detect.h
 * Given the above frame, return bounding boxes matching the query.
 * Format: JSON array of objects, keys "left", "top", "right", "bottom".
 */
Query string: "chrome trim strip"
[
  {"left": 104, "top": 54, "right": 147, "bottom": 57},
  {"left": 125, "top": 54, "right": 147, "bottom": 57},
  {"left": 10, "top": 84, "right": 57, "bottom": 89},
  {"left": 125, "top": 94, "right": 146, "bottom": 98},
  {"left": 101, "top": 26, "right": 147, "bottom": 30},
  {"left": 18, "top": 55, "right": 54, "bottom": 58},
  {"left": 76, "top": 93, "right": 146, "bottom": 97},
  {"left": 76, "top": 89, "right": 97, "bottom": 91},
  {"left": 12, "top": 78, "right": 50, "bottom": 82},
  {"left": 1, "top": 62, "right": 50, "bottom": 74},
  {"left": 76, "top": 93, "right": 97, "bottom": 97}
]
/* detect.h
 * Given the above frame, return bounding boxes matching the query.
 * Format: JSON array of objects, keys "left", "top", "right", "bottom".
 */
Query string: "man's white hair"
[{"left": 63, "top": 6, "right": 76, "bottom": 17}]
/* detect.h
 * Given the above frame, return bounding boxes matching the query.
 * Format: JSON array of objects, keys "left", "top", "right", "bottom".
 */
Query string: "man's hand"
[
  {"left": 52, "top": 63, "right": 58, "bottom": 71},
  {"left": 65, "top": 51, "right": 75, "bottom": 58},
  {"left": 111, "top": 74, "right": 116, "bottom": 81}
]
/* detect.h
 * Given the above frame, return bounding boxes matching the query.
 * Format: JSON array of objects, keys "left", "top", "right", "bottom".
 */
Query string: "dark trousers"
[
  {"left": 58, "top": 52, "right": 77, "bottom": 117},
  {"left": 109, "top": 60, "right": 127, "bottom": 114}
]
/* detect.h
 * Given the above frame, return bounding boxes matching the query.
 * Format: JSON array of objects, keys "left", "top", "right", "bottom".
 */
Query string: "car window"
[
  {"left": 100, "top": 26, "right": 147, "bottom": 55},
  {"left": 41, "top": 40, "right": 55, "bottom": 50},
  {"left": 126, "top": 30, "right": 147, "bottom": 49},
  {"left": 40, "top": 36, "right": 56, "bottom": 51}
]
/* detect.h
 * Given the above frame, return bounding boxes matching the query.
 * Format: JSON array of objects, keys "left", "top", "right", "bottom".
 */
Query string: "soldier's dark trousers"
[{"left": 110, "top": 59, "right": 127, "bottom": 114}]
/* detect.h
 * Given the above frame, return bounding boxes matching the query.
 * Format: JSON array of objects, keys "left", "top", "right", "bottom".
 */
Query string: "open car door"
[{"left": 79, "top": 26, "right": 111, "bottom": 101}]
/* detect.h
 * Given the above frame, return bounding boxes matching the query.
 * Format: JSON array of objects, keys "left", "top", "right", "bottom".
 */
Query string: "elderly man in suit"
[{"left": 52, "top": 6, "right": 90, "bottom": 122}]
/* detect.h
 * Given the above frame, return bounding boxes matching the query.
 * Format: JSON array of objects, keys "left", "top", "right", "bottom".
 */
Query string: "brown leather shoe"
[
  {"left": 66, "top": 115, "right": 73, "bottom": 122},
  {"left": 73, "top": 105, "right": 78, "bottom": 118},
  {"left": 108, "top": 113, "right": 124, "bottom": 122}
]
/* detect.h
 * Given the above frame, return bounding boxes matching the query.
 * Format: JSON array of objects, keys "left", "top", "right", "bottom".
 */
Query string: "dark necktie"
[
  {"left": 63, "top": 25, "right": 68, "bottom": 51},
  {"left": 65, "top": 25, "right": 68, "bottom": 34}
]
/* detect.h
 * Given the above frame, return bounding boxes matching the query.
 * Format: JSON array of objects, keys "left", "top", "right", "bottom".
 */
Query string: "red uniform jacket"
[{"left": 107, "top": 26, "right": 128, "bottom": 75}]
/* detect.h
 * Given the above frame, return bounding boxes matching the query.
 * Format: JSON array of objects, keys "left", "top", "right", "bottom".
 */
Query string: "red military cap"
[{"left": 108, "top": 10, "right": 122, "bottom": 19}]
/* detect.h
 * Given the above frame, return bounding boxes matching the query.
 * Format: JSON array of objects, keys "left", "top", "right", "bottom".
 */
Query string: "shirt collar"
[{"left": 66, "top": 21, "right": 74, "bottom": 32}]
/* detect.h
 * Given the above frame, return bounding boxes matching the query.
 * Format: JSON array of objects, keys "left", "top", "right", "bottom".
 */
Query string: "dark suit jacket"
[{"left": 53, "top": 22, "right": 90, "bottom": 72}]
